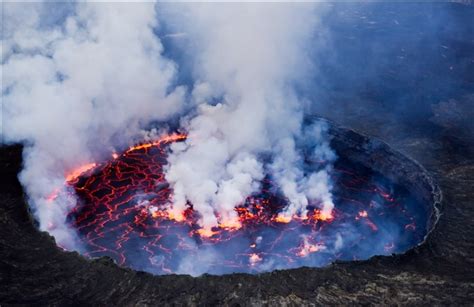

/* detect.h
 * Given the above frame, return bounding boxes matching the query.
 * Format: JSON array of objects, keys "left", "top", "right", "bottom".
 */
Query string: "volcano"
[
  {"left": 57, "top": 122, "right": 439, "bottom": 275},
  {"left": 1, "top": 2, "right": 472, "bottom": 304}
]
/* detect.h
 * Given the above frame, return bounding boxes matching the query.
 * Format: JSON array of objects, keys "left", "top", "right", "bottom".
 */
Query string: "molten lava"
[{"left": 64, "top": 133, "right": 428, "bottom": 275}]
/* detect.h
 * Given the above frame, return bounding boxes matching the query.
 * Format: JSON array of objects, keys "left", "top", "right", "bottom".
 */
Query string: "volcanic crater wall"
[{"left": 329, "top": 122, "right": 442, "bottom": 238}]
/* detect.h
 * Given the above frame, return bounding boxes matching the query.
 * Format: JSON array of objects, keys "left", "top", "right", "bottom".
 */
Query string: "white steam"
[
  {"left": 2, "top": 2, "right": 335, "bottom": 251},
  {"left": 160, "top": 3, "right": 335, "bottom": 230},
  {"left": 2, "top": 2, "right": 184, "bottom": 248}
]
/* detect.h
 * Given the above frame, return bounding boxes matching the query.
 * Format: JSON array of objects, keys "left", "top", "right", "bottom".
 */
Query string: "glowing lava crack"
[{"left": 62, "top": 134, "right": 428, "bottom": 275}]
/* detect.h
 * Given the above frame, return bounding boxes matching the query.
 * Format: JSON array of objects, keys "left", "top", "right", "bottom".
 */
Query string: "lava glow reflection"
[{"left": 64, "top": 134, "right": 428, "bottom": 275}]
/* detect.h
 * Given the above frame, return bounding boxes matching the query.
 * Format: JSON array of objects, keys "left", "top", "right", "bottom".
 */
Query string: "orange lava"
[
  {"left": 64, "top": 133, "right": 186, "bottom": 184},
  {"left": 275, "top": 215, "right": 292, "bottom": 224},
  {"left": 195, "top": 228, "right": 219, "bottom": 238},
  {"left": 249, "top": 253, "right": 263, "bottom": 265},
  {"left": 65, "top": 163, "right": 97, "bottom": 182},
  {"left": 125, "top": 133, "right": 186, "bottom": 153}
]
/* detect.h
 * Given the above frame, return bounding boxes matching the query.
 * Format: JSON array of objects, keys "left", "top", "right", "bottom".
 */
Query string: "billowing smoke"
[
  {"left": 160, "top": 3, "right": 335, "bottom": 232},
  {"left": 2, "top": 2, "right": 185, "bottom": 248},
  {"left": 2, "top": 3, "right": 335, "bottom": 251}
]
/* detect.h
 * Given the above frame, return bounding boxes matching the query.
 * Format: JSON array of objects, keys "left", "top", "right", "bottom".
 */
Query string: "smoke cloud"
[
  {"left": 2, "top": 2, "right": 185, "bottom": 248},
  {"left": 160, "top": 3, "right": 335, "bottom": 231},
  {"left": 2, "top": 2, "right": 335, "bottom": 252}
]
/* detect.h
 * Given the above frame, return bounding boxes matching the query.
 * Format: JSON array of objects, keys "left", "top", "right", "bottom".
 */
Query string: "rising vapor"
[
  {"left": 161, "top": 3, "right": 335, "bottom": 232},
  {"left": 2, "top": 2, "right": 185, "bottom": 248},
  {"left": 2, "top": 2, "right": 335, "bottom": 252}
]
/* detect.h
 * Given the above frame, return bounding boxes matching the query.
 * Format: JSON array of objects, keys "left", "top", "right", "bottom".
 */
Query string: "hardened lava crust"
[{"left": 0, "top": 121, "right": 472, "bottom": 306}]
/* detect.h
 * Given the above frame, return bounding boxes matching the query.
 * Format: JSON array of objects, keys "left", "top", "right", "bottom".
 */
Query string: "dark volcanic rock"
[
  {"left": 1, "top": 121, "right": 473, "bottom": 306},
  {"left": 431, "top": 94, "right": 474, "bottom": 143}
]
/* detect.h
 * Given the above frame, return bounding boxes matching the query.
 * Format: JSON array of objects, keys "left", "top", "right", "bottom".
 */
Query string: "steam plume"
[
  {"left": 2, "top": 2, "right": 335, "bottom": 248},
  {"left": 160, "top": 3, "right": 335, "bottom": 231},
  {"left": 2, "top": 2, "right": 184, "bottom": 248}
]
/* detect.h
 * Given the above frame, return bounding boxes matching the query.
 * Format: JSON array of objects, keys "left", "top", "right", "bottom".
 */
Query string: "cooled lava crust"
[{"left": 3, "top": 120, "right": 472, "bottom": 306}]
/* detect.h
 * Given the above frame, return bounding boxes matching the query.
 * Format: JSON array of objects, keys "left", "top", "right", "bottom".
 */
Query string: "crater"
[{"left": 64, "top": 122, "right": 440, "bottom": 275}]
